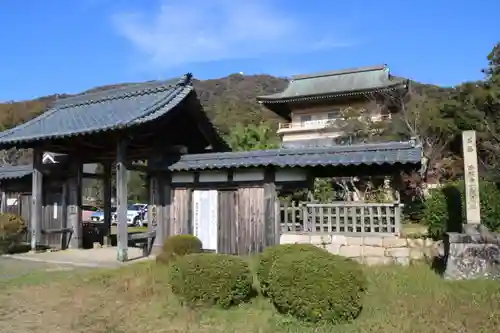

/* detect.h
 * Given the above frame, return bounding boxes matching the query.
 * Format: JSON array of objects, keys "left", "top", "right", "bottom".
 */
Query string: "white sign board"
[
  {"left": 53, "top": 202, "right": 58, "bottom": 219},
  {"left": 462, "top": 130, "right": 481, "bottom": 224},
  {"left": 192, "top": 190, "right": 218, "bottom": 251}
]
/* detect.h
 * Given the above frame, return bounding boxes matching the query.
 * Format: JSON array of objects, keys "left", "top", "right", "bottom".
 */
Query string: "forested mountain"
[{"left": 0, "top": 41, "right": 499, "bottom": 189}]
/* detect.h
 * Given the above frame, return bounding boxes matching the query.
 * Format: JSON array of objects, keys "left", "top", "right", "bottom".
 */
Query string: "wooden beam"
[
  {"left": 116, "top": 139, "right": 129, "bottom": 262},
  {"left": 82, "top": 172, "right": 104, "bottom": 179},
  {"left": 148, "top": 174, "right": 166, "bottom": 254},
  {"left": 31, "top": 148, "right": 43, "bottom": 251},
  {"left": 126, "top": 163, "right": 148, "bottom": 172},
  {"left": 68, "top": 161, "right": 82, "bottom": 249},
  {"left": 103, "top": 162, "right": 113, "bottom": 241},
  {"left": 60, "top": 181, "right": 68, "bottom": 249}
]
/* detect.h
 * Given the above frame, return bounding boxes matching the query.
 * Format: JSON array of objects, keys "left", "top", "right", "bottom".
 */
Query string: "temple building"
[{"left": 257, "top": 65, "right": 408, "bottom": 145}]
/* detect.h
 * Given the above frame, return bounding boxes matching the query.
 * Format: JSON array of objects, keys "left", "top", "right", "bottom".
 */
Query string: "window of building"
[
  {"left": 327, "top": 109, "right": 341, "bottom": 119},
  {"left": 300, "top": 115, "right": 312, "bottom": 123}
]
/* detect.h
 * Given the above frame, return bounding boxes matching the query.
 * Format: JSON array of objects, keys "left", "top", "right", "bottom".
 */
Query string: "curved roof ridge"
[
  {"left": 291, "top": 64, "right": 387, "bottom": 80},
  {"left": 55, "top": 73, "right": 193, "bottom": 109}
]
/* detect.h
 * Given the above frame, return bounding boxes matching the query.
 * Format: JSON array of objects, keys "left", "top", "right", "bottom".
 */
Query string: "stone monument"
[{"left": 443, "top": 130, "right": 500, "bottom": 279}]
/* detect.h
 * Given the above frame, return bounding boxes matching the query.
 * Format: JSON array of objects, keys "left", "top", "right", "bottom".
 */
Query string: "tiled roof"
[
  {"left": 0, "top": 74, "right": 194, "bottom": 147},
  {"left": 167, "top": 141, "right": 421, "bottom": 171},
  {"left": 256, "top": 65, "right": 407, "bottom": 104},
  {"left": 0, "top": 165, "right": 33, "bottom": 180}
]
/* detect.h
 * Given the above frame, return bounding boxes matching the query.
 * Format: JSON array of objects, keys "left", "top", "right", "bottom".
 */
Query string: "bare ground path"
[{"left": 0, "top": 257, "right": 79, "bottom": 281}]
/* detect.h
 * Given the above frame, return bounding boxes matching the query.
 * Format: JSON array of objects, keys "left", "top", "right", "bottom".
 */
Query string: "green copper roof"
[{"left": 256, "top": 65, "right": 407, "bottom": 104}]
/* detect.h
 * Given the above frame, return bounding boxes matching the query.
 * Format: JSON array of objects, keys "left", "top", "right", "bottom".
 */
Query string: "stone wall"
[{"left": 280, "top": 233, "right": 440, "bottom": 266}]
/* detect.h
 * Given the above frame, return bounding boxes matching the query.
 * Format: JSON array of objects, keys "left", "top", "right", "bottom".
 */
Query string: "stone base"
[
  {"left": 280, "top": 233, "right": 441, "bottom": 266},
  {"left": 444, "top": 225, "right": 500, "bottom": 280}
]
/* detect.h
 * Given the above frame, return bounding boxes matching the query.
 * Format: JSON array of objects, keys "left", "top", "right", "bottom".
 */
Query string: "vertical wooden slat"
[
  {"left": 234, "top": 190, "right": 240, "bottom": 253},
  {"left": 394, "top": 203, "right": 402, "bottom": 235},
  {"left": 263, "top": 170, "right": 277, "bottom": 248},
  {"left": 369, "top": 206, "right": 375, "bottom": 232},
  {"left": 217, "top": 189, "right": 238, "bottom": 254},
  {"left": 335, "top": 206, "right": 340, "bottom": 232},
  {"left": 274, "top": 199, "right": 280, "bottom": 245},
  {"left": 376, "top": 206, "right": 383, "bottom": 233},
  {"left": 282, "top": 201, "right": 288, "bottom": 231},
  {"left": 360, "top": 205, "right": 366, "bottom": 233}
]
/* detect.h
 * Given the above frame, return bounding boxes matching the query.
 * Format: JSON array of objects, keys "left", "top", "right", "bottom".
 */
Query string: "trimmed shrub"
[
  {"left": 156, "top": 234, "right": 203, "bottom": 264},
  {"left": 256, "top": 243, "right": 330, "bottom": 296},
  {"left": 422, "top": 180, "right": 500, "bottom": 239},
  {"left": 0, "top": 213, "right": 26, "bottom": 254},
  {"left": 168, "top": 253, "right": 254, "bottom": 308},
  {"left": 268, "top": 251, "right": 365, "bottom": 324}
]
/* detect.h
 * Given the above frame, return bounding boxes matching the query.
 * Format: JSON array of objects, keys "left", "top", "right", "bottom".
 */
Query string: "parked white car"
[{"left": 112, "top": 203, "right": 147, "bottom": 226}]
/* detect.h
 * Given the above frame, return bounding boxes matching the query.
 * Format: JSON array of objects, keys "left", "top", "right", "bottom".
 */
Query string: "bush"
[
  {"left": 156, "top": 234, "right": 203, "bottom": 264},
  {"left": 0, "top": 213, "right": 26, "bottom": 254},
  {"left": 256, "top": 243, "right": 330, "bottom": 296},
  {"left": 268, "top": 251, "right": 365, "bottom": 324},
  {"left": 168, "top": 253, "right": 254, "bottom": 308},
  {"left": 422, "top": 180, "right": 500, "bottom": 239}
]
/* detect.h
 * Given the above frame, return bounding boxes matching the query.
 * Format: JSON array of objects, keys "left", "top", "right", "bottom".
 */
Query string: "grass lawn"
[{"left": 0, "top": 260, "right": 499, "bottom": 333}]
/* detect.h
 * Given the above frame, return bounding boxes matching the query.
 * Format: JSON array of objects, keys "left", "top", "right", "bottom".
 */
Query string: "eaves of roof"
[
  {"left": 0, "top": 74, "right": 194, "bottom": 148},
  {"left": 167, "top": 141, "right": 422, "bottom": 171}
]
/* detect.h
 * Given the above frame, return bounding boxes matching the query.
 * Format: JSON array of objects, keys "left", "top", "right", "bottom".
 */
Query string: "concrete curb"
[
  {"left": 1, "top": 254, "right": 155, "bottom": 268},
  {"left": 1, "top": 255, "right": 118, "bottom": 268}
]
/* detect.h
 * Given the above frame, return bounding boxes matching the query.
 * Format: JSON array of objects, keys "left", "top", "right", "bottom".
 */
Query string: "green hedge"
[
  {"left": 168, "top": 253, "right": 254, "bottom": 308},
  {"left": 268, "top": 251, "right": 365, "bottom": 324},
  {"left": 422, "top": 180, "right": 500, "bottom": 239},
  {"left": 256, "top": 243, "right": 330, "bottom": 296},
  {"left": 156, "top": 234, "right": 203, "bottom": 264},
  {"left": 0, "top": 213, "right": 26, "bottom": 254}
]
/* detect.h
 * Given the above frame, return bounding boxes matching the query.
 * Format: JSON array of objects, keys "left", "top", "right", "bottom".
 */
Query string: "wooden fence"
[
  {"left": 5, "top": 193, "right": 67, "bottom": 248},
  {"left": 280, "top": 201, "right": 402, "bottom": 235}
]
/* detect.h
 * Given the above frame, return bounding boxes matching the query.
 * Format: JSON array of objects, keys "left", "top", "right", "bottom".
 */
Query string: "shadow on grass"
[{"left": 428, "top": 186, "right": 463, "bottom": 277}]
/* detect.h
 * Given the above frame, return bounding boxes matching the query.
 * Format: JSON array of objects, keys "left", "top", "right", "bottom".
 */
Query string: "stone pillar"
[
  {"left": 462, "top": 130, "right": 480, "bottom": 226},
  {"left": 444, "top": 131, "right": 500, "bottom": 279}
]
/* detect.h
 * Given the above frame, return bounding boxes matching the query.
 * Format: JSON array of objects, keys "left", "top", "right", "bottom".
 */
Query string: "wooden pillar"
[
  {"left": 68, "top": 161, "right": 82, "bottom": 249},
  {"left": 102, "top": 162, "right": 113, "bottom": 245},
  {"left": 148, "top": 174, "right": 170, "bottom": 254},
  {"left": 116, "top": 140, "right": 128, "bottom": 262},
  {"left": 0, "top": 190, "right": 7, "bottom": 214},
  {"left": 60, "top": 180, "right": 68, "bottom": 249},
  {"left": 31, "top": 149, "right": 43, "bottom": 251},
  {"left": 264, "top": 170, "right": 278, "bottom": 248}
]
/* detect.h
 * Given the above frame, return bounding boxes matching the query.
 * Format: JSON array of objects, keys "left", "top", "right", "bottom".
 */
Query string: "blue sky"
[{"left": 0, "top": 0, "right": 498, "bottom": 101}]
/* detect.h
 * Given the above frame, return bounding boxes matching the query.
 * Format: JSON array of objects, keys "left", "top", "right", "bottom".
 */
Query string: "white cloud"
[{"left": 111, "top": 0, "right": 351, "bottom": 69}]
